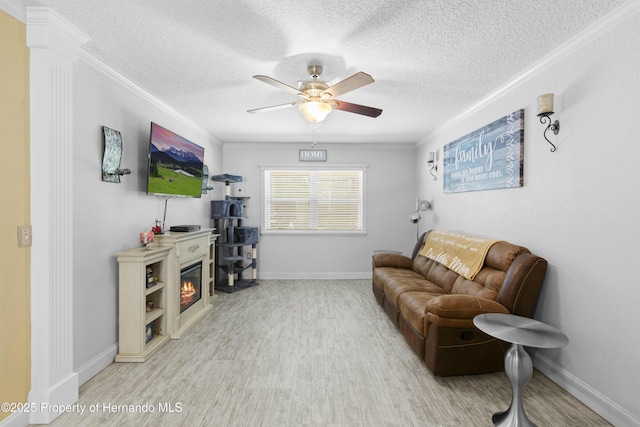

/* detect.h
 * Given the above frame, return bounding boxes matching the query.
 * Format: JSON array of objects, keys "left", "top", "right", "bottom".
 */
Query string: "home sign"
[{"left": 299, "top": 149, "right": 327, "bottom": 162}]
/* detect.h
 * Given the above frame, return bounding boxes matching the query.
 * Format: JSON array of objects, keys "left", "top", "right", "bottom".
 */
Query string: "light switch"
[{"left": 18, "top": 225, "right": 32, "bottom": 247}]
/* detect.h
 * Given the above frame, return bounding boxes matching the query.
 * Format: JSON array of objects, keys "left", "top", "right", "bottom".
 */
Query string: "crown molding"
[
  {"left": 80, "top": 51, "right": 221, "bottom": 146},
  {"left": 223, "top": 141, "right": 415, "bottom": 150},
  {"left": 0, "top": 0, "right": 25, "bottom": 21},
  {"left": 26, "top": 7, "right": 89, "bottom": 61},
  {"left": 0, "top": 1, "right": 218, "bottom": 144},
  {"left": 418, "top": 0, "right": 640, "bottom": 146}
]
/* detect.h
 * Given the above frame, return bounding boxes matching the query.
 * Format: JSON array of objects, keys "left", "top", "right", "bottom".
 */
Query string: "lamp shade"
[{"left": 299, "top": 101, "right": 332, "bottom": 122}]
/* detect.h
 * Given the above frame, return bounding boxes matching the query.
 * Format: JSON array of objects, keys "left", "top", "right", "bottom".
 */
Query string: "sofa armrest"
[
  {"left": 372, "top": 252, "right": 413, "bottom": 269},
  {"left": 497, "top": 253, "right": 547, "bottom": 317},
  {"left": 425, "top": 294, "right": 510, "bottom": 320}
]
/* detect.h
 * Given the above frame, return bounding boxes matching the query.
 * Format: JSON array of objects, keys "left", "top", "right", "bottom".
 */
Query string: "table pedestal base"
[{"left": 493, "top": 344, "right": 536, "bottom": 427}]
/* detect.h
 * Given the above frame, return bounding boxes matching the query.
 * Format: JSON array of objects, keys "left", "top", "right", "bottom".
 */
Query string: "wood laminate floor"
[{"left": 33, "top": 280, "right": 610, "bottom": 426}]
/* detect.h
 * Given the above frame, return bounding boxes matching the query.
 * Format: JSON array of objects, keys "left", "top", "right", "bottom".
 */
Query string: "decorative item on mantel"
[
  {"left": 139, "top": 231, "right": 155, "bottom": 250},
  {"left": 101, "top": 126, "right": 131, "bottom": 182}
]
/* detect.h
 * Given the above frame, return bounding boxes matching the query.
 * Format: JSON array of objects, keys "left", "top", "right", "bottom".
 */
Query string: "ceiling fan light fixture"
[{"left": 299, "top": 101, "right": 332, "bottom": 122}]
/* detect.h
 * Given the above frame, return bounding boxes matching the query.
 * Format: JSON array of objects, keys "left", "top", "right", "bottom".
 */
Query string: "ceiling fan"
[{"left": 247, "top": 65, "right": 383, "bottom": 123}]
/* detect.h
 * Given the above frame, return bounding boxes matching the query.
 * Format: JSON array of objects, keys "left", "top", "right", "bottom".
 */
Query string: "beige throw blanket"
[{"left": 419, "top": 230, "right": 500, "bottom": 281}]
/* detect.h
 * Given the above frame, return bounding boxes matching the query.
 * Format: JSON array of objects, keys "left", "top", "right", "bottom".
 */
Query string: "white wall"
[
  {"left": 223, "top": 142, "right": 418, "bottom": 278},
  {"left": 416, "top": 5, "right": 640, "bottom": 425},
  {"left": 72, "top": 57, "right": 224, "bottom": 381}
]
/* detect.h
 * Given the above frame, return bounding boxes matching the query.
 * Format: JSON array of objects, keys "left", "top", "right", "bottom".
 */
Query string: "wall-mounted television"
[{"left": 146, "top": 122, "right": 204, "bottom": 198}]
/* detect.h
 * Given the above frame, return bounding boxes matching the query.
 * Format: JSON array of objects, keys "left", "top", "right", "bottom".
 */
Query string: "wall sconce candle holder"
[
  {"left": 427, "top": 151, "right": 438, "bottom": 180},
  {"left": 102, "top": 126, "right": 131, "bottom": 182},
  {"left": 537, "top": 93, "right": 560, "bottom": 152}
]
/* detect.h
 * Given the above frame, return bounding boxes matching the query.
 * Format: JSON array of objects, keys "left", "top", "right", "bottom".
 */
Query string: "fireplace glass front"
[{"left": 180, "top": 262, "right": 202, "bottom": 313}]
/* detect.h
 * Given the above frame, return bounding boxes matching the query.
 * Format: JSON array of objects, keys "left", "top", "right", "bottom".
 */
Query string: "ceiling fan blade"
[
  {"left": 247, "top": 102, "right": 300, "bottom": 114},
  {"left": 333, "top": 100, "right": 382, "bottom": 118},
  {"left": 253, "top": 75, "right": 303, "bottom": 96},
  {"left": 323, "top": 72, "right": 374, "bottom": 98}
]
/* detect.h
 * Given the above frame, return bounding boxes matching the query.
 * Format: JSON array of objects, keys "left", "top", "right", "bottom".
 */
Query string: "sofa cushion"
[
  {"left": 383, "top": 274, "right": 444, "bottom": 308},
  {"left": 484, "top": 241, "right": 530, "bottom": 271},
  {"left": 413, "top": 257, "right": 458, "bottom": 293},
  {"left": 372, "top": 253, "right": 414, "bottom": 295},
  {"left": 425, "top": 294, "right": 510, "bottom": 319},
  {"left": 373, "top": 266, "right": 423, "bottom": 295},
  {"left": 450, "top": 267, "right": 505, "bottom": 299}
]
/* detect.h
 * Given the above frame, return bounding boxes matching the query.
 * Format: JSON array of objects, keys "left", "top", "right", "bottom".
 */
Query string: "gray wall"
[
  {"left": 72, "top": 58, "right": 223, "bottom": 381},
  {"left": 417, "top": 8, "right": 640, "bottom": 425},
  {"left": 222, "top": 142, "right": 418, "bottom": 278}
]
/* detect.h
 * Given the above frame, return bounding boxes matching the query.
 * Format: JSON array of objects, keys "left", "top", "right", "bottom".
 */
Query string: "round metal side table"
[{"left": 473, "top": 313, "right": 569, "bottom": 427}]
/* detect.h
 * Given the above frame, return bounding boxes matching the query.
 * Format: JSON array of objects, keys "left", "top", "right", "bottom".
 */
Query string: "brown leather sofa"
[{"left": 372, "top": 230, "right": 547, "bottom": 376}]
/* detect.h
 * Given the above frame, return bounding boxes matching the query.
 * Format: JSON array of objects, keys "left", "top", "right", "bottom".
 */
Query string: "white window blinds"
[{"left": 263, "top": 167, "right": 365, "bottom": 233}]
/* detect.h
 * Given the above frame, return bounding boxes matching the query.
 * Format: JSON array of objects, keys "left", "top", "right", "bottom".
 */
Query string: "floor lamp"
[{"left": 409, "top": 198, "right": 432, "bottom": 241}]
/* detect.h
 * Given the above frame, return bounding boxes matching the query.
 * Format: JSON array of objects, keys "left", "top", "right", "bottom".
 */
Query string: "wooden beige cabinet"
[
  {"left": 154, "top": 228, "right": 218, "bottom": 339},
  {"left": 115, "top": 229, "right": 218, "bottom": 362},
  {"left": 115, "top": 246, "right": 172, "bottom": 362}
]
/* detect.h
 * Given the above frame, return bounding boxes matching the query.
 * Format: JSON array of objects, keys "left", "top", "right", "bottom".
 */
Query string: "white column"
[{"left": 26, "top": 7, "right": 89, "bottom": 424}]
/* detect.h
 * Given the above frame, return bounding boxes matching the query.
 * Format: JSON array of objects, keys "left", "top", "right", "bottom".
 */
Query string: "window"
[{"left": 262, "top": 166, "right": 366, "bottom": 234}]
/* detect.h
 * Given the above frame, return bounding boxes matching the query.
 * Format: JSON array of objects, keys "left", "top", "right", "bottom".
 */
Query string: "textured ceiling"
[{"left": 16, "top": 0, "right": 625, "bottom": 144}]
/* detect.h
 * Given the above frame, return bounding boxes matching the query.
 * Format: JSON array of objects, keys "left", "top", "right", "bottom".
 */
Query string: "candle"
[{"left": 537, "top": 93, "right": 554, "bottom": 115}]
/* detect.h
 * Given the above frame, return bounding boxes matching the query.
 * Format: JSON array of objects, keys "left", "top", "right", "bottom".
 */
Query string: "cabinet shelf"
[
  {"left": 145, "top": 333, "right": 168, "bottom": 350},
  {"left": 145, "top": 308, "right": 165, "bottom": 324},
  {"left": 145, "top": 281, "right": 165, "bottom": 295}
]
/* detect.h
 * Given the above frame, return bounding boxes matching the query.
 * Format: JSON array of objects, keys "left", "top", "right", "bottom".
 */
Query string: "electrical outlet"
[
  {"left": 246, "top": 253, "right": 252, "bottom": 260},
  {"left": 18, "top": 225, "right": 32, "bottom": 247}
]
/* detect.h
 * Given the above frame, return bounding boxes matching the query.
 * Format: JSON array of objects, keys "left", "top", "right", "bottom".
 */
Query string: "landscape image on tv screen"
[{"left": 147, "top": 122, "right": 204, "bottom": 198}]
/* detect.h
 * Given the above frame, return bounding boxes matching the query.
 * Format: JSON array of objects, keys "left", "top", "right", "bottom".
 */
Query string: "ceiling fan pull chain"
[{"left": 311, "top": 122, "right": 317, "bottom": 147}]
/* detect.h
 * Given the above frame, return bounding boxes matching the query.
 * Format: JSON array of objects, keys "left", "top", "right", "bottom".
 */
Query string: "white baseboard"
[
  {"left": 0, "top": 411, "right": 29, "bottom": 427},
  {"left": 534, "top": 353, "right": 640, "bottom": 427},
  {"left": 76, "top": 343, "right": 118, "bottom": 386},
  {"left": 257, "top": 272, "right": 372, "bottom": 280},
  {"left": 27, "top": 372, "right": 78, "bottom": 425}
]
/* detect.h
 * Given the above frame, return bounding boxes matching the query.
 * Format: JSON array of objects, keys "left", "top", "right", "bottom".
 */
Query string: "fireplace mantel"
[{"left": 155, "top": 228, "right": 218, "bottom": 339}]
